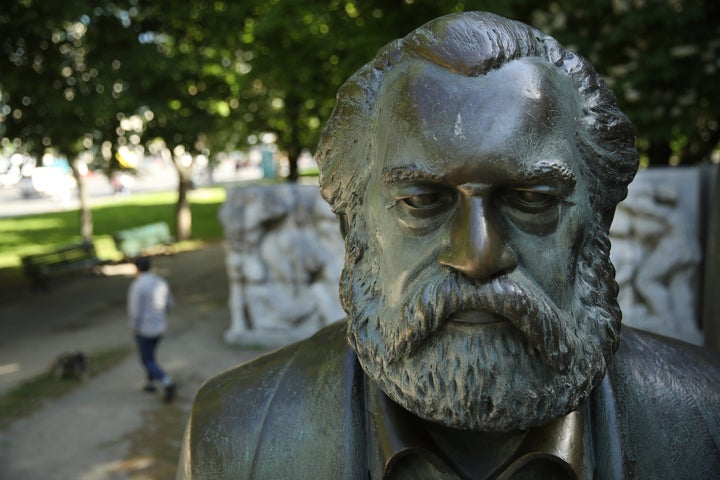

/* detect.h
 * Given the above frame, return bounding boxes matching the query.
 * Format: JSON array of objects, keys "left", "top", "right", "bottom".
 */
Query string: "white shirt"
[{"left": 127, "top": 272, "right": 174, "bottom": 337}]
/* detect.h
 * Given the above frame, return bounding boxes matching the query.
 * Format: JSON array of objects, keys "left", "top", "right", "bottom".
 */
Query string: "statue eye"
[
  {"left": 400, "top": 191, "right": 453, "bottom": 211},
  {"left": 502, "top": 188, "right": 559, "bottom": 213},
  {"left": 391, "top": 187, "right": 455, "bottom": 232}
]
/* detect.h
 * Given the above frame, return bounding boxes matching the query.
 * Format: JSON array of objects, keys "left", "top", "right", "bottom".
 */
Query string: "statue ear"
[{"left": 338, "top": 213, "right": 349, "bottom": 240}]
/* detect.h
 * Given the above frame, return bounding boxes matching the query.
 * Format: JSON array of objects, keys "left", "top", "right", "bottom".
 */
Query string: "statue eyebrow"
[
  {"left": 382, "top": 166, "right": 443, "bottom": 184},
  {"left": 520, "top": 160, "right": 577, "bottom": 186},
  {"left": 381, "top": 161, "right": 576, "bottom": 187}
]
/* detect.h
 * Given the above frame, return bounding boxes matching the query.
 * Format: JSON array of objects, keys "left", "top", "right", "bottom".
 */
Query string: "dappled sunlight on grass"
[
  {"left": 188, "top": 187, "right": 226, "bottom": 204},
  {"left": 0, "top": 187, "right": 227, "bottom": 284},
  {"left": 0, "top": 217, "right": 66, "bottom": 232},
  {"left": 174, "top": 239, "right": 212, "bottom": 252},
  {"left": 97, "top": 191, "right": 178, "bottom": 207},
  {"left": 0, "top": 209, "right": 83, "bottom": 269}
]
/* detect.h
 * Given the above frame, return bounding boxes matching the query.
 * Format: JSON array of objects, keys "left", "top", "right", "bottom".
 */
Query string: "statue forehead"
[
  {"left": 372, "top": 57, "right": 583, "bottom": 175},
  {"left": 376, "top": 56, "right": 580, "bottom": 133}
]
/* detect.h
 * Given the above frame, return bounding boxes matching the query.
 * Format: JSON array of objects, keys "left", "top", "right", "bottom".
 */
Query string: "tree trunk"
[
  {"left": 69, "top": 157, "right": 93, "bottom": 242},
  {"left": 287, "top": 144, "right": 300, "bottom": 183},
  {"left": 176, "top": 176, "right": 192, "bottom": 241},
  {"left": 285, "top": 95, "right": 301, "bottom": 183},
  {"left": 172, "top": 155, "right": 194, "bottom": 241}
]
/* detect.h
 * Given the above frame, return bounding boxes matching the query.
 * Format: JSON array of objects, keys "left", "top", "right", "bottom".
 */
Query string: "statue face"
[
  {"left": 344, "top": 57, "right": 621, "bottom": 431},
  {"left": 366, "top": 58, "right": 590, "bottom": 316}
]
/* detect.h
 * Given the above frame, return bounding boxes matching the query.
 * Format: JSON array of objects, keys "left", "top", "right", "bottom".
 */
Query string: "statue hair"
[{"left": 315, "top": 11, "right": 638, "bottom": 229}]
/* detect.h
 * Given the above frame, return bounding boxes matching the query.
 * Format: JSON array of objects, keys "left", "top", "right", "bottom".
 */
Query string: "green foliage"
[
  {"left": 129, "top": 0, "right": 718, "bottom": 167},
  {"left": 520, "top": 0, "right": 720, "bottom": 165},
  {"left": 206, "top": 0, "right": 473, "bottom": 178},
  {"left": 2, "top": 0, "right": 718, "bottom": 177},
  {"left": 0, "top": 1, "right": 140, "bottom": 158}
]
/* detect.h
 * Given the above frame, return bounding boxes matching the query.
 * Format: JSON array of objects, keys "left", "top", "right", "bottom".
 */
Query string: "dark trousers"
[{"left": 135, "top": 334, "right": 167, "bottom": 382}]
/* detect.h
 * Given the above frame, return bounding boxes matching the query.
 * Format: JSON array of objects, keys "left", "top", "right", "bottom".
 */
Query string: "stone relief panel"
[
  {"left": 219, "top": 183, "right": 345, "bottom": 346},
  {"left": 610, "top": 168, "right": 703, "bottom": 344},
  {"left": 220, "top": 169, "right": 707, "bottom": 347}
]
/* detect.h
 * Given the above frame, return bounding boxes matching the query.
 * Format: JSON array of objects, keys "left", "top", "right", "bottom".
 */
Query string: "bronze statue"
[{"left": 178, "top": 12, "right": 720, "bottom": 479}]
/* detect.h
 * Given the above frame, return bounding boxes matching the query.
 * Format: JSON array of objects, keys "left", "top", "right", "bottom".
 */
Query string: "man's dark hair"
[
  {"left": 134, "top": 256, "right": 151, "bottom": 272},
  {"left": 316, "top": 11, "right": 638, "bottom": 229}
]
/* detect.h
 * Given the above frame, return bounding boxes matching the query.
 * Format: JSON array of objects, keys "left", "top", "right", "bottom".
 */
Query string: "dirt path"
[{"left": 0, "top": 244, "right": 272, "bottom": 480}]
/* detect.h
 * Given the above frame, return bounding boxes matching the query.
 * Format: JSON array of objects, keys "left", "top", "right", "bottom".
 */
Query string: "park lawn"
[{"left": 0, "top": 186, "right": 227, "bottom": 286}]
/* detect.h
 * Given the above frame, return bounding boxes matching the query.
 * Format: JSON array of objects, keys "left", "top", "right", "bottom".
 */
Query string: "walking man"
[{"left": 127, "top": 256, "right": 176, "bottom": 402}]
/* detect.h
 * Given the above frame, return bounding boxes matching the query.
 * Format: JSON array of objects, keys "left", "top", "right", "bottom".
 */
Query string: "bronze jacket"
[{"left": 177, "top": 322, "right": 720, "bottom": 479}]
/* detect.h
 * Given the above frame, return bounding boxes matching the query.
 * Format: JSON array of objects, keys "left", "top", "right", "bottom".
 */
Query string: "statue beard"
[{"left": 341, "top": 214, "right": 621, "bottom": 432}]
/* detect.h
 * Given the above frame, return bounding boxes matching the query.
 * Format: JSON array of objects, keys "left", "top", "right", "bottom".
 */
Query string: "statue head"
[{"left": 316, "top": 12, "right": 638, "bottom": 432}]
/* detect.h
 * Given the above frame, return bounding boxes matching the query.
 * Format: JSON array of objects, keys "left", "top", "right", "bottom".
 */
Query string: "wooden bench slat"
[{"left": 21, "top": 241, "right": 102, "bottom": 290}]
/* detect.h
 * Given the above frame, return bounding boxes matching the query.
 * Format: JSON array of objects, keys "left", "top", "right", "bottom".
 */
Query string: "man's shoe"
[
  {"left": 164, "top": 383, "right": 176, "bottom": 403},
  {"left": 143, "top": 383, "right": 157, "bottom": 393}
]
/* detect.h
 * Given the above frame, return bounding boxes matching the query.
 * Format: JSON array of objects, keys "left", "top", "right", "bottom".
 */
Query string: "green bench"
[
  {"left": 21, "top": 241, "right": 102, "bottom": 290},
  {"left": 113, "top": 222, "right": 173, "bottom": 258}
]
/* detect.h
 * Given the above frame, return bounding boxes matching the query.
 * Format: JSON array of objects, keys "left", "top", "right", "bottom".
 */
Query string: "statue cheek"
[
  {"left": 551, "top": 215, "right": 593, "bottom": 305},
  {"left": 508, "top": 213, "right": 588, "bottom": 307}
]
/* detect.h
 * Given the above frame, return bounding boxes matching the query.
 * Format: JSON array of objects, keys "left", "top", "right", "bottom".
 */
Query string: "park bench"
[
  {"left": 113, "top": 221, "right": 173, "bottom": 258},
  {"left": 21, "top": 241, "right": 102, "bottom": 290}
]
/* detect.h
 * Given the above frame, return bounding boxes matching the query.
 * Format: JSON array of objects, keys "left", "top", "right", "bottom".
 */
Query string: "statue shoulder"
[
  {"left": 614, "top": 327, "right": 720, "bottom": 387},
  {"left": 197, "top": 320, "right": 351, "bottom": 403},
  {"left": 610, "top": 327, "right": 720, "bottom": 415},
  {"left": 598, "top": 327, "right": 720, "bottom": 477},
  {"left": 177, "top": 321, "right": 366, "bottom": 479}
]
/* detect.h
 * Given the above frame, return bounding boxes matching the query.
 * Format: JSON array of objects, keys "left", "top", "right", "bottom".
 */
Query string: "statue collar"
[{"left": 364, "top": 377, "right": 593, "bottom": 479}]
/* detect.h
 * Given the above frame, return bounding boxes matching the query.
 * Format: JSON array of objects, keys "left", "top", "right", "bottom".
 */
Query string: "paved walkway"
[{"left": 0, "top": 243, "right": 273, "bottom": 480}]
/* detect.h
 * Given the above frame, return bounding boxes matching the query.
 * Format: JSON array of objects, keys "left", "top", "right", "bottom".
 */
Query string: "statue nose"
[{"left": 439, "top": 196, "right": 517, "bottom": 280}]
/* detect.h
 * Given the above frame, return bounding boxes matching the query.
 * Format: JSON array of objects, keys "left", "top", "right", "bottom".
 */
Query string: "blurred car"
[
  {"left": 0, "top": 154, "right": 34, "bottom": 187},
  {"left": 0, "top": 166, "right": 21, "bottom": 187},
  {"left": 19, "top": 166, "right": 77, "bottom": 199}
]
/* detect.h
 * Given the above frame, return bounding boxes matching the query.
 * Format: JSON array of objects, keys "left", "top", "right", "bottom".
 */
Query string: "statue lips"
[{"left": 449, "top": 309, "right": 509, "bottom": 326}]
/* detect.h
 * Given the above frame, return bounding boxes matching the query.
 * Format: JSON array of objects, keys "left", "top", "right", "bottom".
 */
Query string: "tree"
[
  {"left": 221, "top": 0, "right": 469, "bottom": 180},
  {"left": 4, "top": 0, "right": 717, "bottom": 253},
  {"left": 1, "top": 1, "right": 244, "bottom": 242},
  {"left": 228, "top": 0, "right": 719, "bottom": 168},
  {"left": 0, "top": 0, "right": 145, "bottom": 241},
  {"left": 512, "top": 0, "right": 720, "bottom": 166},
  {"left": 120, "top": 1, "right": 250, "bottom": 240}
]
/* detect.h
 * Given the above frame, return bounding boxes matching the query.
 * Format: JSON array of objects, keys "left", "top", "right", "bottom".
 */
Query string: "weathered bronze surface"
[{"left": 178, "top": 12, "right": 720, "bottom": 479}]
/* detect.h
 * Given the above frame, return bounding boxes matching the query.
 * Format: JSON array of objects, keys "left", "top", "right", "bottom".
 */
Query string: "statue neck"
[{"left": 423, "top": 420, "right": 528, "bottom": 477}]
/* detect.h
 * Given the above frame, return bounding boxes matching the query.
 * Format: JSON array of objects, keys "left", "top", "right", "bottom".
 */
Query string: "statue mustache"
[{"left": 389, "top": 271, "right": 573, "bottom": 371}]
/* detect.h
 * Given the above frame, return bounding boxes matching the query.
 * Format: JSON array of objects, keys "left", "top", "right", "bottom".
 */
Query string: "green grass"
[
  {"left": 298, "top": 165, "right": 319, "bottom": 177},
  {"left": 0, "top": 347, "right": 131, "bottom": 430},
  {"left": 0, "top": 186, "right": 228, "bottom": 287}
]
